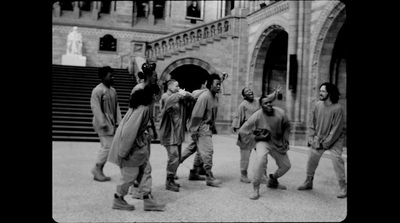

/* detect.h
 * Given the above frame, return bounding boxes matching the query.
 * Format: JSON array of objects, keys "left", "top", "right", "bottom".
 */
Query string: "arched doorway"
[
  {"left": 169, "top": 64, "right": 210, "bottom": 92},
  {"left": 160, "top": 57, "right": 218, "bottom": 91},
  {"left": 262, "top": 30, "right": 288, "bottom": 110},
  {"left": 250, "top": 25, "right": 288, "bottom": 110}
]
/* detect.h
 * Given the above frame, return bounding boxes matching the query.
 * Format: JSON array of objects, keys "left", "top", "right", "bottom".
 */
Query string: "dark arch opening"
[
  {"left": 261, "top": 30, "right": 288, "bottom": 108},
  {"left": 329, "top": 20, "right": 347, "bottom": 86},
  {"left": 169, "top": 64, "right": 210, "bottom": 92}
]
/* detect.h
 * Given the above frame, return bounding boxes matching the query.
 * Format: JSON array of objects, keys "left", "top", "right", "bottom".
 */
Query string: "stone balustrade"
[
  {"left": 247, "top": 0, "right": 289, "bottom": 26},
  {"left": 145, "top": 16, "right": 234, "bottom": 59}
]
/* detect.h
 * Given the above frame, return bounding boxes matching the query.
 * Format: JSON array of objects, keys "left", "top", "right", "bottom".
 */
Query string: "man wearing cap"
[
  {"left": 231, "top": 86, "right": 281, "bottom": 184},
  {"left": 239, "top": 94, "right": 291, "bottom": 200}
]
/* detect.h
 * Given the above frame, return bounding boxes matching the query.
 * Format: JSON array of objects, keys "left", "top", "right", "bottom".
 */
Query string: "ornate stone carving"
[
  {"left": 247, "top": 1, "right": 289, "bottom": 26},
  {"left": 308, "top": 0, "right": 345, "bottom": 124}
]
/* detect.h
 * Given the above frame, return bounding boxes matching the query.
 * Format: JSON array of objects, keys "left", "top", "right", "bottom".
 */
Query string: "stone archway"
[
  {"left": 169, "top": 65, "right": 210, "bottom": 93},
  {"left": 160, "top": 57, "right": 218, "bottom": 85},
  {"left": 249, "top": 24, "right": 288, "bottom": 109},
  {"left": 309, "top": 1, "right": 347, "bottom": 146}
]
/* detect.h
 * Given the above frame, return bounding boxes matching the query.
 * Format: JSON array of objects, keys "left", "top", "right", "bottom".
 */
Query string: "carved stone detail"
[
  {"left": 308, "top": 1, "right": 345, "bottom": 122},
  {"left": 246, "top": 1, "right": 289, "bottom": 26}
]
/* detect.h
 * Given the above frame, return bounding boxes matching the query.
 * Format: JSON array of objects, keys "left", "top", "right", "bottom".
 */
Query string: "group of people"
[
  {"left": 231, "top": 84, "right": 347, "bottom": 200},
  {"left": 89, "top": 63, "right": 347, "bottom": 212}
]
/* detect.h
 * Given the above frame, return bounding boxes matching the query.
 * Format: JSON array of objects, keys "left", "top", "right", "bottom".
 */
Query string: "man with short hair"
[
  {"left": 232, "top": 87, "right": 281, "bottom": 183},
  {"left": 179, "top": 74, "right": 223, "bottom": 187},
  {"left": 90, "top": 66, "right": 121, "bottom": 182},
  {"left": 239, "top": 94, "right": 291, "bottom": 200},
  {"left": 297, "top": 82, "right": 347, "bottom": 199},
  {"left": 159, "top": 79, "right": 193, "bottom": 192}
]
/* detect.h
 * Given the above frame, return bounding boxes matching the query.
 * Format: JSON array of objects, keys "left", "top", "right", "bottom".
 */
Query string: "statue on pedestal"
[
  {"left": 62, "top": 26, "right": 86, "bottom": 66},
  {"left": 66, "top": 26, "right": 83, "bottom": 55}
]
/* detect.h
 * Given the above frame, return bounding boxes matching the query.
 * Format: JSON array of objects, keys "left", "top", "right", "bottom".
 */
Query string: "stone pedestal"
[{"left": 61, "top": 54, "right": 87, "bottom": 66}]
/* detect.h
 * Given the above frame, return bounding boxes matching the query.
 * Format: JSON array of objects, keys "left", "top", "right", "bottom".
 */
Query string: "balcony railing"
[{"left": 145, "top": 15, "right": 234, "bottom": 59}]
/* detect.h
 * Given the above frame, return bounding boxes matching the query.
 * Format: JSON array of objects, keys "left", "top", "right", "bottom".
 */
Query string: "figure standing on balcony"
[
  {"left": 142, "top": 2, "right": 149, "bottom": 18},
  {"left": 66, "top": 26, "right": 83, "bottom": 55},
  {"left": 90, "top": 66, "right": 122, "bottom": 182},
  {"left": 187, "top": 1, "right": 200, "bottom": 18},
  {"left": 297, "top": 82, "right": 347, "bottom": 198}
]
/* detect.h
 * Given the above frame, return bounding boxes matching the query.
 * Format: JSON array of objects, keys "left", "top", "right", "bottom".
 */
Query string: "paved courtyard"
[{"left": 52, "top": 134, "right": 347, "bottom": 222}]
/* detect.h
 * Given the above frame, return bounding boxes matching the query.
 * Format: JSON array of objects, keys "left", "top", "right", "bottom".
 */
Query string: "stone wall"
[
  {"left": 52, "top": 1, "right": 347, "bottom": 145},
  {"left": 52, "top": 25, "right": 165, "bottom": 68}
]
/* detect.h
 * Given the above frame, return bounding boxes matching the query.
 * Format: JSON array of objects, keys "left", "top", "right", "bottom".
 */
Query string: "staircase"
[{"left": 52, "top": 64, "right": 136, "bottom": 142}]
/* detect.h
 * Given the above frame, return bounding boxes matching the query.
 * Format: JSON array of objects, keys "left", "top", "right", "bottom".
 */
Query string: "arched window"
[
  {"left": 154, "top": 0, "right": 165, "bottom": 19},
  {"left": 60, "top": 1, "right": 73, "bottom": 11},
  {"left": 99, "top": 34, "right": 117, "bottom": 52},
  {"left": 80, "top": 1, "right": 91, "bottom": 11},
  {"left": 225, "top": 0, "right": 234, "bottom": 16},
  {"left": 136, "top": 0, "right": 149, "bottom": 18},
  {"left": 100, "top": 1, "right": 111, "bottom": 14}
]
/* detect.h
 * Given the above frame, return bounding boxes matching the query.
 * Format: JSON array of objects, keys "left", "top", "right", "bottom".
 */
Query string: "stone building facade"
[{"left": 52, "top": 0, "right": 348, "bottom": 146}]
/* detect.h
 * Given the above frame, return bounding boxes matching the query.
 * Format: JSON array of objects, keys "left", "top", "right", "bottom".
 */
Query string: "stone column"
[
  {"left": 132, "top": 1, "right": 137, "bottom": 26},
  {"left": 148, "top": 0, "right": 155, "bottom": 25},
  {"left": 92, "top": 1, "right": 99, "bottom": 20},
  {"left": 110, "top": 1, "right": 117, "bottom": 18},
  {"left": 286, "top": 0, "right": 311, "bottom": 145},
  {"left": 286, "top": 0, "right": 298, "bottom": 122},
  {"left": 230, "top": 9, "right": 249, "bottom": 121},
  {"left": 53, "top": 2, "right": 61, "bottom": 17},
  {"left": 243, "top": 0, "right": 250, "bottom": 9},
  {"left": 225, "top": 0, "right": 232, "bottom": 15},
  {"left": 300, "top": 0, "right": 312, "bottom": 129},
  {"left": 114, "top": 1, "right": 134, "bottom": 26},
  {"left": 73, "top": 1, "right": 80, "bottom": 18},
  {"left": 165, "top": 0, "right": 172, "bottom": 26},
  {"left": 249, "top": 0, "right": 255, "bottom": 13},
  {"left": 235, "top": 0, "right": 241, "bottom": 8}
]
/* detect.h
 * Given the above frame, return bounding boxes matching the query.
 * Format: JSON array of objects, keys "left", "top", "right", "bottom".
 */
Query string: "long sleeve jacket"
[
  {"left": 159, "top": 92, "right": 193, "bottom": 146},
  {"left": 188, "top": 90, "right": 219, "bottom": 136},
  {"left": 239, "top": 107, "right": 291, "bottom": 153},
  {"left": 90, "top": 83, "right": 122, "bottom": 136},
  {"left": 108, "top": 105, "right": 150, "bottom": 167},
  {"left": 231, "top": 99, "right": 260, "bottom": 150}
]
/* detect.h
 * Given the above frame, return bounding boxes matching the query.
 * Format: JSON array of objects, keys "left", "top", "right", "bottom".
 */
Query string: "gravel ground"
[{"left": 52, "top": 134, "right": 347, "bottom": 222}]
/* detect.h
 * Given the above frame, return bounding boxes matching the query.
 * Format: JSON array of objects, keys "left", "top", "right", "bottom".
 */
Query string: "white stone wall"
[{"left": 52, "top": 25, "right": 165, "bottom": 67}]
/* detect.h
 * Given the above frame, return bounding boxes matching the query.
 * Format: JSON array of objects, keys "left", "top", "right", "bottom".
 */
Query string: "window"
[
  {"left": 99, "top": 35, "right": 117, "bottom": 52},
  {"left": 154, "top": 0, "right": 165, "bottom": 19},
  {"left": 225, "top": 0, "right": 234, "bottom": 16},
  {"left": 60, "top": 1, "right": 73, "bottom": 11},
  {"left": 136, "top": 0, "right": 149, "bottom": 18},
  {"left": 100, "top": 1, "right": 111, "bottom": 14},
  {"left": 80, "top": 1, "right": 91, "bottom": 11}
]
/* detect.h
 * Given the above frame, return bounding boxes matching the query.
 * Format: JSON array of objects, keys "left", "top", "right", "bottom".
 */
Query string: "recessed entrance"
[{"left": 169, "top": 64, "right": 210, "bottom": 92}]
